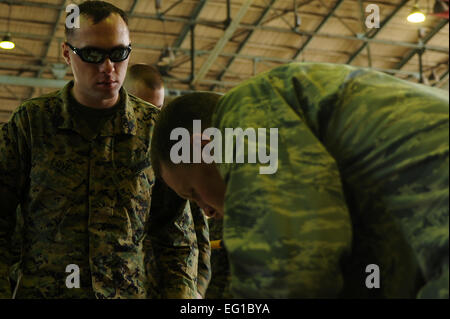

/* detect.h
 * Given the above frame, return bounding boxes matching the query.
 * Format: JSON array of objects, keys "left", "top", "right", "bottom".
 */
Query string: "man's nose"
[{"left": 99, "top": 58, "right": 115, "bottom": 73}]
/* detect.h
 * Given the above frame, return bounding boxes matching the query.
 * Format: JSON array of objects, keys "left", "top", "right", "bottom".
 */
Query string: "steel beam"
[
  {"left": 37, "top": 0, "right": 67, "bottom": 69},
  {"left": 357, "top": 0, "right": 372, "bottom": 67},
  {"left": 2, "top": 0, "right": 369, "bottom": 27},
  {"left": 161, "top": 0, "right": 184, "bottom": 16},
  {"left": 191, "top": 0, "right": 254, "bottom": 86},
  {"left": 0, "top": 75, "right": 68, "bottom": 88},
  {"left": 2, "top": 23, "right": 447, "bottom": 54},
  {"left": 213, "top": 0, "right": 277, "bottom": 87},
  {"left": 172, "top": 0, "right": 207, "bottom": 49},
  {"left": 239, "top": 24, "right": 449, "bottom": 53},
  {"left": 347, "top": 0, "right": 409, "bottom": 64},
  {"left": 0, "top": 39, "right": 441, "bottom": 75},
  {"left": 2, "top": 85, "right": 21, "bottom": 101},
  {"left": 292, "top": 0, "right": 344, "bottom": 60},
  {"left": 129, "top": 0, "right": 139, "bottom": 14},
  {"left": 190, "top": 24, "right": 195, "bottom": 83},
  {"left": 395, "top": 19, "right": 449, "bottom": 70},
  {"left": 28, "top": 0, "right": 67, "bottom": 98},
  {"left": 0, "top": 95, "right": 21, "bottom": 102},
  {"left": 433, "top": 69, "right": 449, "bottom": 87}
]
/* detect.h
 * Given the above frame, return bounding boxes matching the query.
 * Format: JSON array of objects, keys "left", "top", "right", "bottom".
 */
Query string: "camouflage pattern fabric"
[
  {"left": 212, "top": 62, "right": 449, "bottom": 298},
  {"left": 8, "top": 206, "right": 23, "bottom": 294},
  {"left": 205, "top": 217, "right": 232, "bottom": 299},
  {"left": 0, "top": 81, "right": 199, "bottom": 298},
  {"left": 189, "top": 202, "right": 212, "bottom": 298},
  {"left": 145, "top": 181, "right": 202, "bottom": 299}
]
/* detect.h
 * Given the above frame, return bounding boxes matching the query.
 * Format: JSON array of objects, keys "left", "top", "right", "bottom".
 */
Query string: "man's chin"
[{"left": 94, "top": 88, "right": 121, "bottom": 102}]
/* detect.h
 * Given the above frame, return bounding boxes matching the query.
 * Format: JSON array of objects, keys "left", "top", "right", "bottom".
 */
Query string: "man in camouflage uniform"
[
  {"left": 150, "top": 62, "right": 449, "bottom": 298},
  {"left": 124, "top": 63, "right": 212, "bottom": 298},
  {"left": 0, "top": 1, "right": 199, "bottom": 298}
]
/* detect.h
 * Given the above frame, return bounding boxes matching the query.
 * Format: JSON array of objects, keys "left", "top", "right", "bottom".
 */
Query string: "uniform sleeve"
[
  {"left": 190, "top": 202, "right": 211, "bottom": 298},
  {"left": 0, "top": 110, "right": 29, "bottom": 298},
  {"left": 147, "top": 179, "right": 198, "bottom": 298},
  {"left": 214, "top": 77, "right": 352, "bottom": 298}
]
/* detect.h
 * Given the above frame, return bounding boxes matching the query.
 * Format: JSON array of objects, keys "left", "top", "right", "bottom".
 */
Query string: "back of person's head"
[
  {"left": 150, "top": 92, "right": 222, "bottom": 177},
  {"left": 124, "top": 64, "right": 165, "bottom": 107},
  {"left": 125, "top": 64, "right": 164, "bottom": 90},
  {"left": 65, "top": 1, "right": 129, "bottom": 41}
]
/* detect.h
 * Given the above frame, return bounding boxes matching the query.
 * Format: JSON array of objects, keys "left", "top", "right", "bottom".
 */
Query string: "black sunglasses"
[{"left": 65, "top": 42, "right": 132, "bottom": 64}]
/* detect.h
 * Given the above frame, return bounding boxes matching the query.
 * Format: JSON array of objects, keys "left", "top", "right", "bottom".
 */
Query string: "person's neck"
[{"left": 71, "top": 85, "right": 119, "bottom": 109}]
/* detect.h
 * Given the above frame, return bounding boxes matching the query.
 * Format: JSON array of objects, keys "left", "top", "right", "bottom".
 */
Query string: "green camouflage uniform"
[
  {"left": 205, "top": 217, "right": 232, "bottom": 299},
  {"left": 0, "top": 81, "right": 204, "bottom": 298},
  {"left": 212, "top": 62, "right": 449, "bottom": 298},
  {"left": 190, "top": 203, "right": 212, "bottom": 297}
]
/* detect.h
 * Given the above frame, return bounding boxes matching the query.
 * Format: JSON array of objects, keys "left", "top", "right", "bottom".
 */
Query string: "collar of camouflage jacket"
[{"left": 56, "top": 80, "right": 138, "bottom": 137}]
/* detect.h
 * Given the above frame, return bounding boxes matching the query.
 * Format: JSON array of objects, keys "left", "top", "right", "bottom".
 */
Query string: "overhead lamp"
[
  {"left": 1, "top": 2, "right": 15, "bottom": 50},
  {"left": 407, "top": 3, "right": 427, "bottom": 23},
  {"left": 0, "top": 33, "right": 15, "bottom": 50}
]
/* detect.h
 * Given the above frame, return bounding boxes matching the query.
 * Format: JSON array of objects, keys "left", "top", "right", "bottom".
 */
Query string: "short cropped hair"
[
  {"left": 65, "top": 1, "right": 128, "bottom": 40},
  {"left": 150, "top": 92, "right": 222, "bottom": 178},
  {"left": 125, "top": 64, "right": 164, "bottom": 90}
]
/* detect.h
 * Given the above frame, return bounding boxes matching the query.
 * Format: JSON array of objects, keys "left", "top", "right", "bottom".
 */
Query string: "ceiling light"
[
  {"left": 1, "top": 3, "right": 15, "bottom": 50},
  {"left": 407, "top": 4, "right": 427, "bottom": 23},
  {"left": 0, "top": 34, "right": 15, "bottom": 50}
]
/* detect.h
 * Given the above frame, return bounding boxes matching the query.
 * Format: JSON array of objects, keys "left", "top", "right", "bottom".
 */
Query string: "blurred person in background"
[{"left": 124, "top": 63, "right": 211, "bottom": 298}]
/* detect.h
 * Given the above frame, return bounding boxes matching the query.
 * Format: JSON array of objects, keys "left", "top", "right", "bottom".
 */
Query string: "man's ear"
[{"left": 62, "top": 42, "right": 71, "bottom": 66}]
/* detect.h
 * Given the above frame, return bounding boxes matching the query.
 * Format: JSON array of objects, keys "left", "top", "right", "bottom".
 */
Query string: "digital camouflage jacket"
[
  {"left": 0, "top": 81, "right": 209, "bottom": 298},
  {"left": 213, "top": 63, "right": 449, "bottom": 298}
]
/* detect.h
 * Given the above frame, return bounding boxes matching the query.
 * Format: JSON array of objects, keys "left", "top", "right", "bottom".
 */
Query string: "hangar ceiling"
[{"left": 0, "top": 0, "right": 448, "bottom": 123}]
